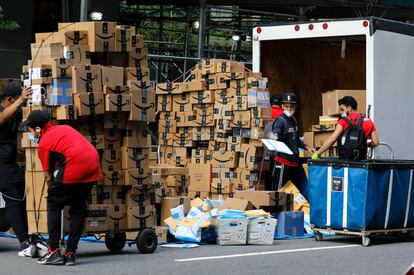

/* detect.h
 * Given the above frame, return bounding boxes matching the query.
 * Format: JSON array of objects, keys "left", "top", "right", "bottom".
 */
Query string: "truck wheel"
[
  {"left": 362, "top": 235, "right": 371, "bottom": 247},
  {"left": 0, "top": 208, "right": 10, "bottom": 232},
  {"left": 136, "top": 229, "right": 157, "bottom": 254},
  {"left": 105, "top": 232, "right": 126, "bottom": 252}
]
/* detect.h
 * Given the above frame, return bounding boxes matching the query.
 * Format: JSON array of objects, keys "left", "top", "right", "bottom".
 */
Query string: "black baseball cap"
[
  {"left": 22, "top": 110, "right": 50, "bottom": 128},
  {"left": 3, "top": 81, "right": 22, "bottom": 97}
]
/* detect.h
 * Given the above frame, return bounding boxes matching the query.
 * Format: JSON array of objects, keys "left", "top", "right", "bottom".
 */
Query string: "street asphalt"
[{"left": 0, "top": 234, "right": 413, "bottom": 275}]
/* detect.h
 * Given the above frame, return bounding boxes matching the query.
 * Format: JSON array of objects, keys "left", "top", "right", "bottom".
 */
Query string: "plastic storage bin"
[
  {"left": 247, "top": 217, "right": 277, "bottom": 245},
  {"left": 214, "top": 217, "right": 248, "bottom": 245}
]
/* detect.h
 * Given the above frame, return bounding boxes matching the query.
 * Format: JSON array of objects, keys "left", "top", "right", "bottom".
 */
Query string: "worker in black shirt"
[
  {"left": 270, "top": 92, "right": 315, "bottom": 197},
  {"left": 0, "top": 82, "right": 46, "bottom": 257}
]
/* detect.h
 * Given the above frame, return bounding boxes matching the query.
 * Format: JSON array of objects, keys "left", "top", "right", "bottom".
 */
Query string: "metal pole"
[
  {"left": 62, "top": 0, "right": 69, "bottom": 22},
  {"left": 197, "top": 0, "right": 206, "bottom": 59},
  {"left": 80, "top": 0, "right": 88, "bottom": 22},
  {"left": 183, "top": 6, "right": 192, "bottom": 81}
]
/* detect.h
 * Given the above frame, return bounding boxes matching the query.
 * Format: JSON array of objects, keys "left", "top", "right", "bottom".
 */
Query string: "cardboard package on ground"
[
  {"left": 160, "top": 197, "right": 191, "bottom": 225},
  {"left": 279, "top": 181, "right": 310, "bottom": 215},
  {"left": 30, "top": 42, "right": 63, "bottom": 59},
  {"left": 71, "top": 65, "right": 102, "bottom": 94},
  {"left": 155, "top": 226, "right": 169, "bottom": 243},
  {"left": 127, "top": 205, "right": 156, "bottom": 229},
  {"left": 275, "top": 211, "right": 304, "bottom": 237}
]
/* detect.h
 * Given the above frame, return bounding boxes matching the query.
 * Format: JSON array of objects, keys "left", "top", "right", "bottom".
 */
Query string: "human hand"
[
  {"left": 21, "top": 86, "right": 33, "bottom": 102},
  {"left": 306, "top": 146, "right": 316, "bottom": 153}
]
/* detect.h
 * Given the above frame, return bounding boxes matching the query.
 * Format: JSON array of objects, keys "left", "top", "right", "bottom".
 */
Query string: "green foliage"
[{"left": 0, "top": 5, "right": 20, "bottom": 30}]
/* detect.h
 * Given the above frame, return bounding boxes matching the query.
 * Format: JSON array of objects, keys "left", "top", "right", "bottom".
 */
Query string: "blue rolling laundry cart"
[{"left": 308, "top": 159, "right": 414, "bottom": 246}]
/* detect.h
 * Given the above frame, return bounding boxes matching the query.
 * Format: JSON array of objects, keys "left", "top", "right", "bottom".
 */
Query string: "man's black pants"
[
  {"left": 47, "top": 182, "right": 93, "bottom": 253},
  {"left": 272, "top": 162, "right": 309, "bottom": 200}
]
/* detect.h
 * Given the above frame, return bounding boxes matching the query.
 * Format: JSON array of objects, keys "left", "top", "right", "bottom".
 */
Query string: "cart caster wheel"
[
  {"left": 362, "top": 235, "right": 371, "bottom": 247},
  {"left": 315, "top": 232, "right": 323, "bottom": 241},
  {"left": 105, "top": 232, "right": 126, "bottom": 252},
  {"left": 136, "top": 229, "right": 158, "bottom": 254}
]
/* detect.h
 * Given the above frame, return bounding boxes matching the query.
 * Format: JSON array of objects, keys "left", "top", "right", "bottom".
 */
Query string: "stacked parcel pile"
[
  {"left": 22, "top": 21, "right": 157, "bottom": 234},
  {"left": 156, "top": 59, "right": 273, "bottom": 201}
]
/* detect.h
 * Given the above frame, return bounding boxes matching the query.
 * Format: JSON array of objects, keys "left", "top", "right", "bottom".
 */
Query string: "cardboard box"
[
  {"left": 234, "top": 168, "right": 258, "bottom": 190},
  {"left": 122, "top": 122, "right": 151, "bottom": 148},
  {"left": 64, "top": 30, "right": 88, "bottom": 46},
  {"left": 222, "top": 71, "right": 246, "bottom": 81},
  {"left": 124, "top": 168, "right": 152, "bottom": 186},
  {"left": 214, "top": 104, "right": 233, "bottom": 120},
  {"left": 191, "top": 149, "right": 206, "bottom": 164},
  {"left": 106, "top": 204, "right": 128, "bottom": 231},
  {"left": 251, "top": 107, "right": 272, "bottom": 119},
  {"left": 71, "top": 65, "right": 102, "bottom": 94},
  {"left": 234, "top": 191, "right": 280, "bottom": 209},
  {"left": 160, "top": 197, "right": 191, "bottom": 225},
  {"left": 126, "top": 186, "right": 153, "bottom": 207},
  {"left": 121, "top": 147, "right": 149, "bottom": 170},
  {"left": 189, "top": 90, "right": 214, "bottom": 104},
  {"left": 194, "top": 113, "right": 214, "bottom": 127},
  {"left": 128, "top": 47, "right": 149, "bottom": 67},
  {"left": 127, "top": 205, "right": 156, "bottom": 229},
  {"left": 131, "top": 34, "right": 144, "bottom": 49},
  {"left": 158, "top": 119, "right": 177, "bottom": 133},
  {"left": 115, "top": 26, "right": 133, "bottom": 52},
  {"left": 208, "top": 140, "right": 227, "bottom": 153},
  {"left": 81, "top": 204, "right": 108, "bottom": 232},
  {"left": 156, "top": 82, "right": 181, "bottom": 95},
  {"left": 130, "top": 92, "right": 156, "bottom": 122},
  {"left": 221, "top": 198, "right": 253, "bottom": 211},
  {"left": 128, "top": 80, "right": 155, "bottom": 91},
  {"left": 77, "top": 117, "right": 104, "bottom": 136},
  {"left": 180, "top": 80, "right": 206, "bottom": 92},
  {"left": 303, "top": 131, "right": 336, "bottom": 148},
  {"left": 157, "top": 95, "right": 172, "bottom": 112},
  {"left": 188, "top": 191, "right": 210, "bottom": 200},
  {"left": 25, "top": 171, "right": 47, "bottom": 211},
  {"left": 322, "top": 90, "right": 366, "bottom": 116},
  {"left": 103, "top": 85, "right": 129, "bottom": 95},
  {"left": 103, "top": 129, "right": 121, "bottom": 150},
  {"left": 28, "top": 210, "right": 68, "bottom": 234},
  {"left": 73, "top": 92, "right": 105, "bottom": 116},
  {"left": 158, "top": 133, "right": 174, "bottom": 146},
  {"left": 22, "top": 65, "right": 53, "bottom": 86},
  {"left": 206, "top": 74, "right": 227, "bottom": 90},
  {"left": 87, "top": 185, "right": 99, "bottom": 204},
  {"left": 49, "top": 58, "right": 73, "bottom": 78},
  {"left": 101, "top": 149, "right": 122, "bottom": 172},
  {"left": 63, "top": 45, "right": 91, "bottom": 65},
  {"left": 25, "top": 149, "right": 43, "bottom": 171},
  {"left": 228, "top": 79, "right": 248, "bottom": 96},
  {"left": 188, "top": 164, "right": 211, "bottom": 192},
  {"left": 56, "top": 105, "right": 77, "bottom": 121},
  {"left": 159, "top": 146, "right": 175, "bottom": 165},
  {"left": 176, "top": 112, "right": 195, "bottom": 127},
  {"left": 311, "top": 124, "right": 336, "bottom": 132},
  {"left": 101, "top": 66, "right": 124, "bottom": 87},
  {"left": 172, "top": 93, "right": 192, "bottom": 112},
  {"left": 211, "top": 179, "right": 233, "bottom": 194},
  {"left": 275, "top": 211, "right": 304, "bottom": 237},
  {"left": 155, "top": 226, "right": 169, "bottom": 243},
  {"left": 211, "top": 151, "right": 239, "bottom": 169},
  {"left": 319, "top": 116, "right": 340, "bottom": 125},
  {"left": 239, "top": 144, "right": 264, "bottom": 171},
  {"left": 30, "top": 42, "right": 63, "bottom": 59},
  {"left": 105, "top": 94, "right": 131, "bottom": 112},
  {"left": 227, "top": 136, "right": 245, "bottom": 152},
  {"left": 85, "top": 135, "right": 104, "bottom": 150},
  {"left": 192, "top": 127, "right": 214, "bottom": 141},
  {"left": 21, "top": 132, "right": 38, "bottom": 148},
  {"left": 98, "top": 186, "right": 125, "bottom": 205},
  {"left": 35, "top": 32, "right": 64, "bottom": 44},
  {"left": 102, "top": 171, "right": 124, "bottom": 186},
  {"left": 232, "top": 96, "right": 248, "bottom": 111},
  {"left": 47, "top": 78, "right": 73, "bottom": 106},
  {"left": 104, "top": 112, "right": 127, "bottom": 130},
  {"left": 59, "top": 21, "right": 116, "bottom": 52},
  {"left": 125, "top": 67, "right": 150, "bottom": 82}
]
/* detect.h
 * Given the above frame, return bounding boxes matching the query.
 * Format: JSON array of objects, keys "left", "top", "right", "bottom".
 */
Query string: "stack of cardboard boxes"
[
  {"left": 22, "top": 21, "right": 158, "bottom": 234},
  {"left": 156, "top": 59, "right": 273, "bottom": 202},
  {"left": 303, "top": 89, "right": 366, "bottom": 158}
]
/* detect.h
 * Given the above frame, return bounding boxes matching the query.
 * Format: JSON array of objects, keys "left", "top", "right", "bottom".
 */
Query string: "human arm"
[
  {"left": 370, "top": 131, "right": 379, "bottom": 147},
  {"left": 316, "top": 124, "right": 344, "bottom": 155},
  {"left": 43, "top": 171, "right": 52, "bottom": 186},
  {"left": 0, "top": 87, "right": 32, "bottom": 125}
]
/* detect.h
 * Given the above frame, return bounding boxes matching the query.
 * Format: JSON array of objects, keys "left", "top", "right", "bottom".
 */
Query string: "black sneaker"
[
  {"left": 37, "top": 248, "right": 65, "bottom": 265},
  {"left": 64, "top": 252, "right": 76, "bottom": 266}
]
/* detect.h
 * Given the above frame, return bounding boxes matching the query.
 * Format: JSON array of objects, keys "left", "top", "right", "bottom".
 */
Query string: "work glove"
[{"left": 311, "top": 153, "right": 321, "bottom": 160}]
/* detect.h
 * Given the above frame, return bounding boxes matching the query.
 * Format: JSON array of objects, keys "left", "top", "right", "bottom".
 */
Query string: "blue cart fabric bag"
[{"left": 308, "top": 159, "right": 414, "bottom": 231}]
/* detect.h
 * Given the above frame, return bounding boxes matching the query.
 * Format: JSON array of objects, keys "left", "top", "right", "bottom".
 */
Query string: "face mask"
[
  {"left": 341, "top": 111, "right": 349, "bottom": 118},
  {"left": 284, "top": 110, "right": 295, "bottom": 117},
  {"left": 28, "top": 132, "right": 40, "bottom": 144}
]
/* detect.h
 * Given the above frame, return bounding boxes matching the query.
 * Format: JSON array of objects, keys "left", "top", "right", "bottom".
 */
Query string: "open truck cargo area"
[{"left": 253, "top": 17, "right": 414, "bottom": 160}]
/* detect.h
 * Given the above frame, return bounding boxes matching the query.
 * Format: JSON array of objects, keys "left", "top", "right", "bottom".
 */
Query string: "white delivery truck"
[{"left": 252, "top": 17, "right": 414, "bottom": 159}]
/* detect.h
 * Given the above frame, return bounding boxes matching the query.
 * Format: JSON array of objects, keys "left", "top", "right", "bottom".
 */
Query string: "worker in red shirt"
[
  {"left": 313, "top": 96, "right": 379, "bottom": 159},
  {"left": 22, "top": 110, "right": 103, "bottom": 266},
  {"left": 270, "top": 92, "right": 315, "bottom": 195},
  {"left": 271, "top": 95, "right": 283, "bottom": 119}
]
